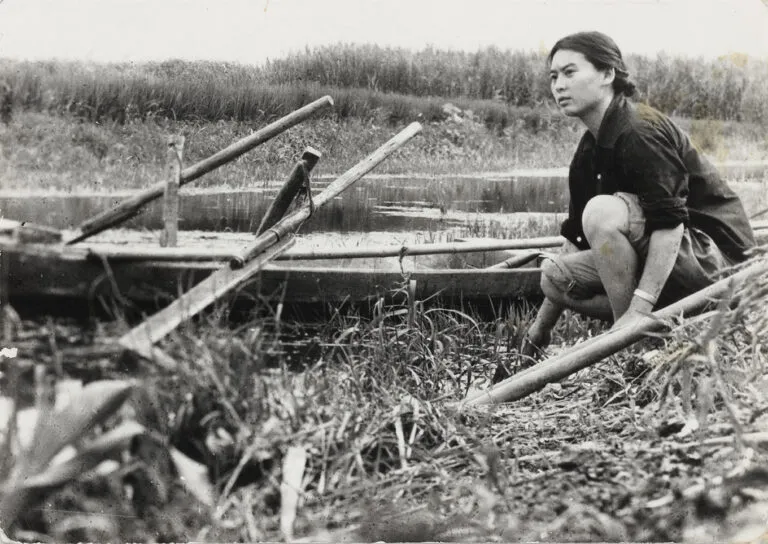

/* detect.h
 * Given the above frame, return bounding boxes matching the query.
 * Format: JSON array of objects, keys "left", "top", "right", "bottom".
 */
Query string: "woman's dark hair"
[{"left": 548, "top": 31, "right": 637, "bottom": 97}]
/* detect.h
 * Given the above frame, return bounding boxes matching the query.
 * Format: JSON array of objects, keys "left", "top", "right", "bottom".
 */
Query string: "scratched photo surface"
[{"left": 1, "top": 1, "right": 768, "bottom": 542}]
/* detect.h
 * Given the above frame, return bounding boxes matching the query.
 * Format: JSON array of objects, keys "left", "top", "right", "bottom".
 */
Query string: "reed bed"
[
  {"left": 4, "top": 246, "right": 768, "bottom": 541},
  {"left": 3, "top": 47, "right": 768, "bottom": 124}
]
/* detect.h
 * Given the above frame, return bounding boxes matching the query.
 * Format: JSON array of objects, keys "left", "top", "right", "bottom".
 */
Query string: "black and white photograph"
[{"left": 1, "top": 0, "right": 768, "bottom": 541}]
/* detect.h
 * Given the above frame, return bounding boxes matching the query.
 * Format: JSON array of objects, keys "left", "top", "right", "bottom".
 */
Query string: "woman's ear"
[{"left": 602, "top": 67, "right": 616, "bottom": 87}]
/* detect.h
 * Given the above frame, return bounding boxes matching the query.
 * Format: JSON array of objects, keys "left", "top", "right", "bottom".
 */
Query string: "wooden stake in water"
[{"left": 160, "top": 135, "right": 184, "bottom": 248}]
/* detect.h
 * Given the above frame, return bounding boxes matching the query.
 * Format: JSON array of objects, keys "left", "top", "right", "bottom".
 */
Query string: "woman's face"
[{"left": 549, "top": 49, "right": 613, "bottom": 119}]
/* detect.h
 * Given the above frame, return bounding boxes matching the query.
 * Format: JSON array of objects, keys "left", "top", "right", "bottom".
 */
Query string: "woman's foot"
[{"left": 491, "top": 330, "right": 551, "bottom": 384}]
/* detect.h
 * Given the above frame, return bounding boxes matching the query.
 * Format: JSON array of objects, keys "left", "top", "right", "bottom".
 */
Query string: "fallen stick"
[
  {"left": 117, "top": 149, "right": 327, "bottom": 361},
  {"left": 119, "top": 122, "right": 422, "bottom": 359},
  {"left": 463, "top": 257, "right": 768, "bottom": 406},
  {"left": 65, "top": 96, "right": 334, "bottom": 245}
]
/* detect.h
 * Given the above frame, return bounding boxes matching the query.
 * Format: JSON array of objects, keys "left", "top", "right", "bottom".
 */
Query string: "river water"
[{"left": 1, "top": 164, "right": 766, "bottom": 241}]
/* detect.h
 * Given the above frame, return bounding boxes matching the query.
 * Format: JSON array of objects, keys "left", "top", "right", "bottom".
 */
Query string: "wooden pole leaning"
[
  {"left": 119, "top": 122, "right": 423, "bottom": 362},
  {"left": 65, "top": 95, "right": 334, "bottom": 245},
  {"left": 463, "top": 256, "right": 768, "bottom": 407},
  {"left": 160, "top": 135, "right": 184, "bottom": 248}
]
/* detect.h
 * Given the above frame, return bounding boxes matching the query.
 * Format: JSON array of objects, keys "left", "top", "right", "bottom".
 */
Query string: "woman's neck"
[{"left": 581, "top": 93, "right": 616, "bottom": 137}]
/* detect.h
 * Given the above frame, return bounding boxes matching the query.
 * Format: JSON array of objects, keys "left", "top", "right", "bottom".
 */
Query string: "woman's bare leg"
[{"left": 581, "top": 195, "right": 640, "bottom": 321}]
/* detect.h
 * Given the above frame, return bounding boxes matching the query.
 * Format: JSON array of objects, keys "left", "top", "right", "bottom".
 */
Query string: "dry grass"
[{"left": 5, "top": 243, "right": 767, "bottom": 541}]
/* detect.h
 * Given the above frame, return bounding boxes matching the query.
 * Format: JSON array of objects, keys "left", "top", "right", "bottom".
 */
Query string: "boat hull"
[{"left": 4, "top": 241, "right": 543, "bottom": 314}]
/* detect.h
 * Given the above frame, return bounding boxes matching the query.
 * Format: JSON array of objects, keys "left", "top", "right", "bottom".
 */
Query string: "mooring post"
[{"left": 160, "top": 135, "right": 184, "bottom": 247}]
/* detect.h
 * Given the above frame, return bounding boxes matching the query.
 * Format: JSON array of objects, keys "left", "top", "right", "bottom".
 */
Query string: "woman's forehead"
[{"left": 550, "top": 50, "right": 591, "bottom": 70}]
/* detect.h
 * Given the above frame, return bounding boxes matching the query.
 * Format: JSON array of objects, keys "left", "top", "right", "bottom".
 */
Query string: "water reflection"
[{"left": 1, "top": 166, "right": 765, "bottom": 234}]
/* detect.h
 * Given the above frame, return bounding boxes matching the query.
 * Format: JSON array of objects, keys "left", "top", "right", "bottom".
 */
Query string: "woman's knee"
[
  {"left": 540, "top": 258, "right": 568, "bottom": 303},
  {"left": 582, "top": 195, "right": 630, "bottom": 242},
  {"left": 540, "top": 254, "right": 601, "bottom": 302}
]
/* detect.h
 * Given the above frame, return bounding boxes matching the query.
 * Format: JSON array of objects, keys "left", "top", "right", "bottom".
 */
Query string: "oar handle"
[
  {"left": 229, "top": 122, "right": 423, "bottom": 268},
  {"left": 256, "top": 147, "right": 322, "bottom": 236}
]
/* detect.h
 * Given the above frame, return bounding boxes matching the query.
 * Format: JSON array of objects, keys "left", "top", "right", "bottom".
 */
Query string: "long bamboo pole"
[
  {"left": 119, "top": 122, "right": 423, "bottom": 360},
  {"left": 65, "top": 96, "right": 334, "bottom": 245},
  {"left": 85, "top": 235, "right": 562, "bottom": 263},
  {"left": 463, "top": 257, "right": 768, "bottom": 406}
]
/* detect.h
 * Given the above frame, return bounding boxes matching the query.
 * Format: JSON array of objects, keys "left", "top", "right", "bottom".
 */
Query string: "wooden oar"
[
  {"left": 462, "top": 256, "right": 768, "bottom": 406},
  {"left": 65, "top": 96, "right": 334, "bottom": 245},
  {"left": 119, "top": 122, "right": 423, "bottom": 361}
]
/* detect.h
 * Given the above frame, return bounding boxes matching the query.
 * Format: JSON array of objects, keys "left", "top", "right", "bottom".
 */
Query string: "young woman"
[{"left": 492, "top": 31, "right": 755, "bottom": 383}]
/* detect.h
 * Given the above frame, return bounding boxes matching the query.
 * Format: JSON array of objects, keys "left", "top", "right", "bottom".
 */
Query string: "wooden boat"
[
  {"left": 0, "top": 221, "right": 550, "bottom": 315},
  {"left": 4, "top": 219, "right": 767, "bottom": 316}
]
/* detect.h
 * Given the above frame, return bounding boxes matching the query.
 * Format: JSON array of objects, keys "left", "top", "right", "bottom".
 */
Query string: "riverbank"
[{"left": 2, "top": 107, "right": 767, "bottom": 193}]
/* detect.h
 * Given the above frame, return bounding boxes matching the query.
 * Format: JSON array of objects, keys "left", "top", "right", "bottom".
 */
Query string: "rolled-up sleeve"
[{"left": 619, "top": 128, "right": 689, "bottom": 233}]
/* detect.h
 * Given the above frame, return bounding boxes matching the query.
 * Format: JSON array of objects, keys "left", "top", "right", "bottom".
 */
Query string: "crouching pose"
[{"left": 493, "top": 31, "right": 755, "bottom": 383}]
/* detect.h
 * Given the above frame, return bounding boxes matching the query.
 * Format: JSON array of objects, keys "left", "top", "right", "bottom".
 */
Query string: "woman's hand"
[{"left": 610, "top": 306, "right": 652, "bottom": 332}]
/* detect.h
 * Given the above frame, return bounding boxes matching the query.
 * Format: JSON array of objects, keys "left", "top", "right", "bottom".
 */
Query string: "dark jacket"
[{"left": 560, "top": 95, "right": 755, "bottom": 262}]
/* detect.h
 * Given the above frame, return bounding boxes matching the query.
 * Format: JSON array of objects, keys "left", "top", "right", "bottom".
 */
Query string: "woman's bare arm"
[{"left": 613, "top": 223, "right": 684, "bottom": 327}]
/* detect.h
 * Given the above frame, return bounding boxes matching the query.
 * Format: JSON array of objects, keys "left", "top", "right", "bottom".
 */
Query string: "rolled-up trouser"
[{"left": 541, "top": 192, "right": 737, "bottom": 308}]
